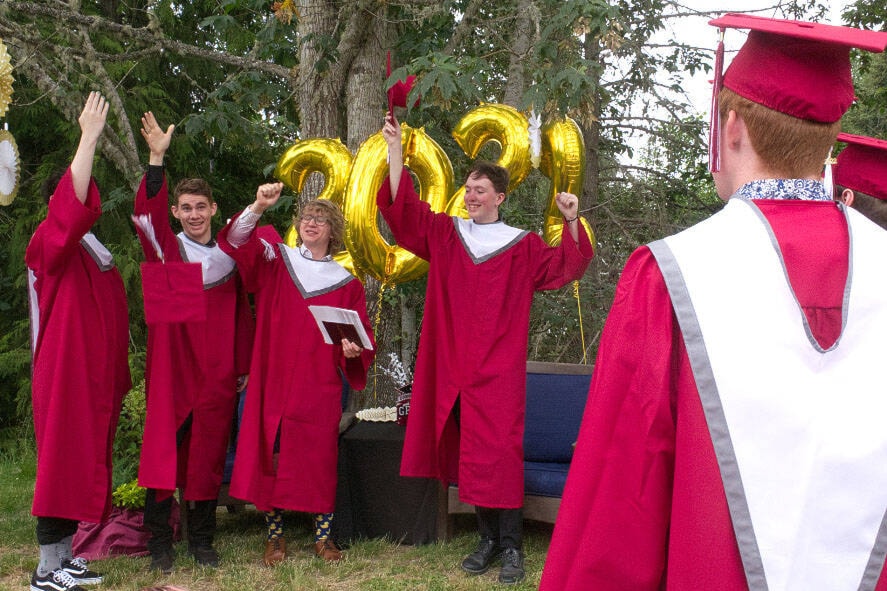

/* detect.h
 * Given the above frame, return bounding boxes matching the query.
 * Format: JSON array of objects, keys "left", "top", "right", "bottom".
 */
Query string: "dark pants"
[
  {"left": 36, "top": 516, "right": 78, "bottom": 545},
  {"left": 476, "top": 506, "right": 523, "bottom": 550},
  {"left": 144, "top": 413, "right": 218, "bottom": 552}
]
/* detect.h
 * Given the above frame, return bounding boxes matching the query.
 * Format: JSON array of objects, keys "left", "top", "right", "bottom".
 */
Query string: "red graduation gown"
[
  {"left": 540, "top": 200, "right": 887, "bottom": 590},
  {"left": 218, "top": 214, "right": 374, "bottom": 513},
  {"left": 377, "top": 174, "right": 594, "bottom": 508},
  {"left": 133, "top": 174, "right": 254, "bottom": 500},
  {"left": 25, "top": 169, "right": 131, "bottom": 522}
]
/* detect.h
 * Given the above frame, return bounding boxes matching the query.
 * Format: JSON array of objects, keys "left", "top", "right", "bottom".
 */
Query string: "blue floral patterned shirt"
[{"left": 734, "top": 178, "right": 831, "bottom": 202}]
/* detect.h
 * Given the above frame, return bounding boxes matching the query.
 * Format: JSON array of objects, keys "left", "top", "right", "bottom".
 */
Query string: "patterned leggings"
[{"left": 265, "top": 509, "right": 334, "bottom": 542}]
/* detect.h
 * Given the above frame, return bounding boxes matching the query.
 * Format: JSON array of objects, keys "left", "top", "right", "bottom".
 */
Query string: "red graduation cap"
[
  {"left": 834, "top": 132, "right": 887, "bottom": 200},
  {"left": 706, "top": 14, "right": 887, "bottom": 171},
  {"left": 386, "top": 51, "right": 418, "bottom": 115},
  {"left": 141, "top": 261, "right": 207, "bottom": 325}
]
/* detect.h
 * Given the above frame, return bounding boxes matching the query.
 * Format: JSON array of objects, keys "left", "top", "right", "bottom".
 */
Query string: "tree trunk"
[{"left": 502, "top": 0, "right": 539, "bottom": 108}]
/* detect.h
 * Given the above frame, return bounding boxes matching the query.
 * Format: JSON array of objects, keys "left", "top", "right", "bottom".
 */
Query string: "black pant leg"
[
  {"left": 35, "top": 516, "right": 78, "bottom": 545},
  {"left": 498, "top": 508, "right": 523, "bottom": 550},
  {"left": 187, "top": 499, "right": 218, "bottom": 548},
  {"left": 143, "top": 488, "right": 174, "bottom": 554},
  {"left": 475, "top": 506, "right": 500, "bottom": 543}
]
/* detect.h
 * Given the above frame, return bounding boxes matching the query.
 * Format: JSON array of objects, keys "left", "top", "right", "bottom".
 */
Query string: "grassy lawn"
[{"left": 0, "top": 439, "right": 553, "bottom": 591}]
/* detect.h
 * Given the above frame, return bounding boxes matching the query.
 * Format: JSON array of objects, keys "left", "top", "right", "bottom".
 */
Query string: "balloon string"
[
  {"left": 573, "top": 280, "right": 587, "bottom": 365},
  {"left": 372, "top": 278, "right": 389, "bottom": 400}
]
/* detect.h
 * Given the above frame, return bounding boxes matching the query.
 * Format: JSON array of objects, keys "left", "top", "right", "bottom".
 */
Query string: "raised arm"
[
  {"left": 70, "top": 92, "right": 109, "bottom": 204},
  {"left": 382, "top": 113, "right": 403, "bottom": 199},
  {"left": 555, "top": 192, "right": 581, "bottom": 243}
]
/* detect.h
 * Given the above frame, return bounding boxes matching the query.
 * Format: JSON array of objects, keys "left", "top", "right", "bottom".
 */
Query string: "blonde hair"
[
  {"left": 719, "top": 88, "right": 840, "bottom": 179},
  {"left": 295, "top": 199, "right": 346, "bottom": 255}
]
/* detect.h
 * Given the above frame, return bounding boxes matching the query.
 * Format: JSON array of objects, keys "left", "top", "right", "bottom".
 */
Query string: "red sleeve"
[
  {"left": 133, "top": 173, "right": 180, "bottom": 263},
  {"left": 541, "top": 246, "right": 677, "bottom": 590},
  {"left": 217, "top": 213, "right": 282, "bottom": 293},
  {"left": 530, "top": 223, "right": 594, "bottom": 290},
  {"left": 25, "top": 169, "right": 101, "bottom": 274},
  {"left": 376, "top": 172, "right": 451, "bottom": 261}
]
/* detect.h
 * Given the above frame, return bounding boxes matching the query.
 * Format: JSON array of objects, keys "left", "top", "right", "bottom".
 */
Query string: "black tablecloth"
[{"left": 332, "top": 420, "right": 440, "bottom": 545}]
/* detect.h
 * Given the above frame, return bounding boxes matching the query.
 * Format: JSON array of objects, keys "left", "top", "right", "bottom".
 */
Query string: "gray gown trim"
[
  {"left": 648, "top": 237, "right": 768, "bottom": 590},
  {"left": 79, "top": 236, "right": 115, "bottom": 272}
]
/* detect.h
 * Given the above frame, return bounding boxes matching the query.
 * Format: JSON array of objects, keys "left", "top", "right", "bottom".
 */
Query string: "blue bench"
[{"left": 437, "top": 361, "right": 592, "bottom": 539}]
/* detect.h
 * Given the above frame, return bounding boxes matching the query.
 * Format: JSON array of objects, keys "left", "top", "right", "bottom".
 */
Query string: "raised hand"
[
  {"left": 78, "top": 91, "right": 109, "bottom": 146},
  {"left": 251, "top": 182, "right": 284, "bottom": 214},
  {"left": 140, "top": 111, "right": 175, "bottom": 165},
  {"left": 71, "top": 92, "right": 110, "bottom": 203},
  {"left": 554, "top": 192, "right": 579, "bottom": 220}
]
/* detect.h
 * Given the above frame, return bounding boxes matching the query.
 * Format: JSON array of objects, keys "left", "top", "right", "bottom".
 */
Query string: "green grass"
[{"left": 0, "top": 440, "right": 553, "bottom": 591}]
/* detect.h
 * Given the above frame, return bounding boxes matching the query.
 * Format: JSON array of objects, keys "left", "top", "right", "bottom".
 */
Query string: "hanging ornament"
[
  {"left": 0, "top": 129, "right": 19, "bottom": 206},
  {"left": 0, "top": 40, "right": 13, "bottom": 119}
]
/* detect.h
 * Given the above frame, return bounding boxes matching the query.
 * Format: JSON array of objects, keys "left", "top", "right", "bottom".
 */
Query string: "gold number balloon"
[
  {"left": 343, "top": 123, "right": 454, "bottom": 284},
  {"left": 273, "top": 137, "right": 358, "bottom": 274},
  {"left": 539, "top": 117, "right": 594, "bottom": 246},
  {"left": 446, "top": 103, "right": 533, "bottom": 217}
]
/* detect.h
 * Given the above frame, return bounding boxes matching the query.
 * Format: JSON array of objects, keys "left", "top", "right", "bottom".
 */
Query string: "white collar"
[
  {"left": 454, "top": 217, "right": 527, "bottom": 263},
  {"left": 177, "top": 232, "right": 237, "bottom": 288},
  {"left": 278, "top": 242, "right": 353, "bottom": 297}
]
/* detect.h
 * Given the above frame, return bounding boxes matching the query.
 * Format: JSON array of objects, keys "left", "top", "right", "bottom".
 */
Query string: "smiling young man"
[
  {"left": 132, "top": 113, "right": 254, "bottom": 573},
  {"left": 378, "top": 113, "right": 593, "bottom": 585}
]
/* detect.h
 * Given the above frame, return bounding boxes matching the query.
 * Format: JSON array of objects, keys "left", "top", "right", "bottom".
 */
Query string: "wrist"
[
  {"left": 249, "top": 201, "right": 266, "bottom": 215},
  {"left": 148, "top": 152, "right": 165, "bottom": 166},
  {"left": 564, "top": 214, "right": 579, "bottom": 223}
]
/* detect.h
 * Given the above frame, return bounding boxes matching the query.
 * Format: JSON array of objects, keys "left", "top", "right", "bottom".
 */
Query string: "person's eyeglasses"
[{"left": 300, "top": 214, "right": 329, "bottom": 226}]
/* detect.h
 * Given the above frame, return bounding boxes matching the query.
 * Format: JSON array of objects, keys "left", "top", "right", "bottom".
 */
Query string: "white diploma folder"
[{"left": 308, "top": 305, "right": 374, "bottom": 350}]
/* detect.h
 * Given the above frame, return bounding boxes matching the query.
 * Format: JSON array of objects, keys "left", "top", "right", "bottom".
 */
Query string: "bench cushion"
[
  {"left": 524, "top": 461, "right": 571, "bottom": 497},
  {"left": 522, "top": 371, "right": 590, "bottom": 463}
]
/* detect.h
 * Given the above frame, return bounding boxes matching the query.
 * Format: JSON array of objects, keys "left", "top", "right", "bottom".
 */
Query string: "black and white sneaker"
[
  {"left": 60, "top": 557, "right": 103, "bottom": 585},
  {"left": 30, "top": 569, "right": 87, "bottom": 591}
]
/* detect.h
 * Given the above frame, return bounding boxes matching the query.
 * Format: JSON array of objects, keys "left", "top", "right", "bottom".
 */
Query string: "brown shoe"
[
  {"left": 263, "top": 537, "right": 287, "bottom": 566},
  {"left": 314, "top": 538, "right": 342, "bottom": 562}
]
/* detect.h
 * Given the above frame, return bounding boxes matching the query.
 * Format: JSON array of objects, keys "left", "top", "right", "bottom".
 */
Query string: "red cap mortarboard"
[
  {"left": 706, "top": 14, "right": 887, "bottom": 171},
  {"left": 141, "top": 261, "right": 207, "bottom": 324},
  {"left": 834, "top": 133, "right": 887, "bottom": 200},
  {"left": 386, "top": 51, "right": 418, "bottom": 114}
]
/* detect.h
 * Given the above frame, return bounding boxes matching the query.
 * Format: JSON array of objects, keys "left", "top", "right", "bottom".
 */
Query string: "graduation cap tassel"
[{"left": 708, "top": 29, "right": 725, "bottom": 174}]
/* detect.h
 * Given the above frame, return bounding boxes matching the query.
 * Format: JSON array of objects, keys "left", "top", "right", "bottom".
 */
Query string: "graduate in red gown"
[
  {"left": 25, "top": 92, "right": 130, "bottom": 590},
  {"left": 378, "top": 113, "right": 593, "bottom": 584},
  {"left": 131, "top": 113, "right": 254, "bottom": 572},
  {"left": 541, "top": 16, "right": 887, "bottom": 591},
  {"left": 218, "top": 183, "right": 374, "bottom": 566}
]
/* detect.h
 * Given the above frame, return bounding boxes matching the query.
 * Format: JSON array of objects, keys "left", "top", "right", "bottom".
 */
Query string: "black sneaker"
[
  {"left": 498, "top": 547, "right": 525, "bottom": 585},
  {"left": 460, "top": 537, "right": 501, "bottom": 575},
  {"left": 149, "top": 546, "right": 175, "bottom": 574},
  {"left": 60, "top": 558, "right": 102, "bottom": 585},
  {"left": 190, "top": 544, "right": 220, "bottom": 567},
  {"left": 30, "top": 569, "right": 87, "bottom": 591}
]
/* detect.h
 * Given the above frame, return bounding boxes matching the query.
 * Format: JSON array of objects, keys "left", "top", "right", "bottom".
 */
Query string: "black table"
[{"left": 333, "top": 420, "right": 441, "bottom": 545}]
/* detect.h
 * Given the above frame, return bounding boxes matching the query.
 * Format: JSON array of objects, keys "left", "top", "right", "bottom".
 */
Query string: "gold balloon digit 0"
[
  {"left": 344, "top": 123, "right": 453, "bottom": 284},
  {"left": 446, "top": 103, "right": 533, "bottom": 217},
  {"left": 273, "top": 138, "right": 358, "bottom": 274},
  {"left": 539, "top": 117, "right": 594, "bottom": 246}
]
